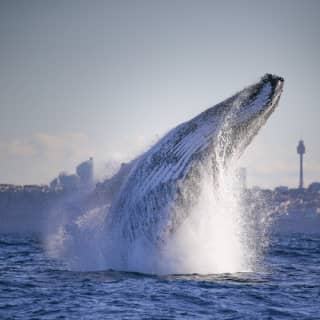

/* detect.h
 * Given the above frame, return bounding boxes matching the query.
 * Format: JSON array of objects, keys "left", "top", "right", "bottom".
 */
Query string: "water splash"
[
  {"left": 46, "top": 130, "right": 271, "bottom": 275},
  {"left": 145, "top": 124, "right": 267, "bottom": 274}
]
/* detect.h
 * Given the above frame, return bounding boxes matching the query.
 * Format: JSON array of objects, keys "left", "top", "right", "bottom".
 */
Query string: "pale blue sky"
[{"left": 0, "top": 0, "right": 319, "bottom": 188}]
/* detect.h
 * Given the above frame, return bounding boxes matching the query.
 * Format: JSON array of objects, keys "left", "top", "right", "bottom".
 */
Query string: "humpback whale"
[
  {"left": 104, "top": 74, "right": 284, "bottom": 265},
  {"left": 52, "top": 74, "right": 284, "bottom": 272}
]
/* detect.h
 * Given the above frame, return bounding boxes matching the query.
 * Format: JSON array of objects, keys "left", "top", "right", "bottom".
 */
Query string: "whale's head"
[
  {"left": 230, "top": 73, "right": 283, "bottom": 132},
  {"left": 198, "top": 74, "right": 284, "bottom": 165}
]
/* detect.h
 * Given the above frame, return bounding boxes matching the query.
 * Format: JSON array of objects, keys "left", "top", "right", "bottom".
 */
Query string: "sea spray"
[
  {"left": 144, "top": 127, "right": 267, "bottom": 274},
  {"left": 45, "top": 139, "right": 272, "bottom": 274}
]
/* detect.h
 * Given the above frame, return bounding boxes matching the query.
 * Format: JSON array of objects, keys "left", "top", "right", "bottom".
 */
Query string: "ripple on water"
[{"left": 0, "top": 233, "right": 320, "bottom": 319}]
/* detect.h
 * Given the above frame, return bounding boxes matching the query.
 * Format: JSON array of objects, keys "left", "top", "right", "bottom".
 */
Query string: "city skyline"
[{"left": 0, "top": 0, "right": 319, "bottom": 188}]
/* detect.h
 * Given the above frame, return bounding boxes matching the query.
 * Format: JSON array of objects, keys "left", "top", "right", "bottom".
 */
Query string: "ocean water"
[{"left": 0, "top": 232, "right": 319, "bottom": 319}]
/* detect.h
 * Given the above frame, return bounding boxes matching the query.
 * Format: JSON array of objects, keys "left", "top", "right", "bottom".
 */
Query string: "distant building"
[
  {"left": 49, "top": 177, "right": 60, "bottom": 190},
  {"left": 76, "top": 158, "right": 94, "bottom": 190},
  {"left": 49, "top": 158, "right": 94, "bottom": 192},
  {"left": 58, "top": 173, "right": 80, "bottom": 191},
  {"left": 275, "top": 186, "right": 289, "bottom": 193},
  {"left": 49, "top": 172, "right": 80, "bottom": 191},
  {"left": 236, "top": 167, "right": 247, "bottom": 191},
  {"left": 308, "top": 182, "right": 320, "bottom": 193},
  {"left": 297, "top": 140, "right": 306, "bottom": 189}
]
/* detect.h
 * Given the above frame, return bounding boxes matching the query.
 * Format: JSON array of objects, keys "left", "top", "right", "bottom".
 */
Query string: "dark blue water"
[{"left": 0, "top": 233, "right": 319, "bottom": 320}]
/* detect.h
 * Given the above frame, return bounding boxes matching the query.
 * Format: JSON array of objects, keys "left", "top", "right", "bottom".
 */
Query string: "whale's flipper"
[{"left": 107, "top": 74, "right": 284, "bottom": 251}]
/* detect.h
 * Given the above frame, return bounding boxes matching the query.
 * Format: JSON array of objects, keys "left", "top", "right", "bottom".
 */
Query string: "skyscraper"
[
  {"left": 76, "top": 157, "right": 94, "bottom": 190},
  {"left": 236, "top": 167, "right": 247, "bottom": 191}
]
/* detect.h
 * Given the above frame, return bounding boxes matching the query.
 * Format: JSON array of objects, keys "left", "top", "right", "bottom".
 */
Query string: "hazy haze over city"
[{"left": 0, "top": 0, "right": 319, "bottom": 188}]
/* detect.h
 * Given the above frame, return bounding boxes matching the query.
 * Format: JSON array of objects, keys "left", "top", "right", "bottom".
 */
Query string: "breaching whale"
[{"left": 103, "top": 74, "right": 284, "bottom": 266}]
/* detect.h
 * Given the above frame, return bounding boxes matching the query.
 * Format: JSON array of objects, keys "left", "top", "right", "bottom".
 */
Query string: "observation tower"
[{"left": 297, "top": 140, "right": 306, "bottom": 189}]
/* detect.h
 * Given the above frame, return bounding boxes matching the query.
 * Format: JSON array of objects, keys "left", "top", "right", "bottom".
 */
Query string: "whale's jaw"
[{"left": 106, "top": 74, "right": 284, "bottom": 257}]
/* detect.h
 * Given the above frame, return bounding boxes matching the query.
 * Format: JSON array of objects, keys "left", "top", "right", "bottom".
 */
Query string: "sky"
[{"left": 0, "top": 0, "right": 319, "bottom": 188}]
